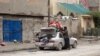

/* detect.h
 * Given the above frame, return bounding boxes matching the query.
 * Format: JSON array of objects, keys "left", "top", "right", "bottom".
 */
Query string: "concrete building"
[
  {"left": 80, "top": 0, "right": 99, "bottom": 12},
  {"left": 50, "top": 0, "right": 79, "bottom": 16},
  {"left": 80, "top": 15, "right": 95, "bottom": 32},
  {"left": 88, "top": 0, "right": 99, "bottom": 11},
  {"left": 80, "top": 15, "right": 95, "bottom": 36},
  {"left": 50, "top": 0, "right": 85, "bottom": 37},
  {"left": 50, "top": 0, "right": 95, "bottom": 37},
  {"left": 0, "top": 0, "right": 48, "bottom": 42},
  {"left": 0, "top": 0, "right": 87, "bottom": 42}
]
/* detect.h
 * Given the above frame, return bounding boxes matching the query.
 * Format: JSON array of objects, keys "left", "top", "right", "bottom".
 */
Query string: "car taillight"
[{"left": 49, "top": 40, "right": 55, "bottom": 43}]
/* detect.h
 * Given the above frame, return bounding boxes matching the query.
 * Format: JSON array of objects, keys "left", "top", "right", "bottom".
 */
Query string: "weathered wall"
[
  {"left": 0, "top": 16, "right": 2, "bottom": 41},
  {"left": 72, "top": 19, "right": 80, "bottom": 34},
  {"left": 22, "top": 18, "right": 34, "bottom": 42},
  {"left": 0, "top": 16, "right": 48, "bottom": 42},
  {"left": 0, "top": 0, "right": 48, "bottom": 16},
  {"left": 22, "top": 17, "right": 48, "bottom": 42}
]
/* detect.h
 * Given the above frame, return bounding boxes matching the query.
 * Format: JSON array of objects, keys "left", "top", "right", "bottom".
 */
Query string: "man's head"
[{"left": 64, "top": 26, "right": 67, "bottom": 30}]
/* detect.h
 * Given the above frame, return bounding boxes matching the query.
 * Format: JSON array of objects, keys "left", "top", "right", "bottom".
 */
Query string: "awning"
[{"left": 58, "top": 3, "right": 90, "bottom": 14}]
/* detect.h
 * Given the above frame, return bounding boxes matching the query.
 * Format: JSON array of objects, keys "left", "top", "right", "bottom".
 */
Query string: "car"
[{"left": 35, "top": 27, "right": 77, "bottom": 51}]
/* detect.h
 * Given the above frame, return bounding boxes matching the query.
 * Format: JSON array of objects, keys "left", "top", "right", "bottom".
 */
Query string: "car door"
[{"left": 58, "top": 33, "right": 65, "bottom": 46}]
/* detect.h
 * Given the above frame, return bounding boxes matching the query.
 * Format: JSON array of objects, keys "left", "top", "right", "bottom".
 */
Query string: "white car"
[{"left": 35, "top": 27, "right": 77, "bottom": 50}]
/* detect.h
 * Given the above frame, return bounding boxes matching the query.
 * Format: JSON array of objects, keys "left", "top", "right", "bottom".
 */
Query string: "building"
[
  {"left": 50, "top": 0, "right": 91, "bottom": 37},
  {"left": 50, "top": 0, "right": 80, "bottom": 16},
  {"left": 0, "top": 0, "right": 92, "bottom": 42},
  {"left": 80, "top": 0, "right": 99, "bottom": 11},
  {"left": 80, "top": 15, "right": 95, "bottom": 36},
  {"left": 88, "top": 0, "right": 99, "bottom": 11},
  {"left": 0, "top": 0, "right": 48, "bottom": 42}
]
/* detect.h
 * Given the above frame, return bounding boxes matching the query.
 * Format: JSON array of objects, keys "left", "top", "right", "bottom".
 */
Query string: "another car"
[{"left": 35, "top": 27, "right": 77, "bottom": 51}]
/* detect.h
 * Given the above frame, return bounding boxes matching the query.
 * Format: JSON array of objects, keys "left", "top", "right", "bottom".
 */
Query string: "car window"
[{"left": 59, "top": 33, "right": 63, "bottom": 38}]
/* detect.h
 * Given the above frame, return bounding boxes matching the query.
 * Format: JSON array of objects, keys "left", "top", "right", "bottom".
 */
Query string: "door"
[
  {"left": 59, "top": 33, "right": 65, "bottom": 46},
  {"left": 3, "top": 19, "right": 22, "bottom": 42}
]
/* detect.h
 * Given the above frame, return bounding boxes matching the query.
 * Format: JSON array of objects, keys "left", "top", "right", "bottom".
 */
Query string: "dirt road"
[{"left": 0, "top": 41, "right": 100, "bottom": 56}]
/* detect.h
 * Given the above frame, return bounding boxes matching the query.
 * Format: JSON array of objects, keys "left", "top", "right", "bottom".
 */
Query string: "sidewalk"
[
  {"left": 0, "top": 42, "right": 36, "bottom": 53},
  {"left": 78, "top": 38, "right": 100, "bottom": 45}
]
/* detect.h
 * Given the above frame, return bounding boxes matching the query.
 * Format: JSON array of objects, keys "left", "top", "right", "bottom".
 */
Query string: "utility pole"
[
  {"left": 48, "top": 0, "right": 50, "bottom": 27},
  {"left": 95, "top": 0, "right": 99, "bottom": 11}
]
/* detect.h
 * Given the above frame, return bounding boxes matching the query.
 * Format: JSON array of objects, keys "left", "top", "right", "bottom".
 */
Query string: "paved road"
[{"left": 0, "top": 41, "right": 100, "bottom": 56}]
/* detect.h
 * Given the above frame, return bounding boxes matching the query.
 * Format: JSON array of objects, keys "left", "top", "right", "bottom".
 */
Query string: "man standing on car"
[{"left": 63, "top": 26, "right": 70, "bottom": 50}]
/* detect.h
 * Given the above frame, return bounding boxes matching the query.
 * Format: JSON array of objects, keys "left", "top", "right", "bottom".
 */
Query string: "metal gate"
[{"left": 3, "top": 19, "right": 22, "bottom": 42}]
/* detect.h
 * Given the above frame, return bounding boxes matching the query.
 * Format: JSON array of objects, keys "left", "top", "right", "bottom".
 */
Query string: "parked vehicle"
[{"left": 35, "top": 27, "right": 77, "bottom": 51}]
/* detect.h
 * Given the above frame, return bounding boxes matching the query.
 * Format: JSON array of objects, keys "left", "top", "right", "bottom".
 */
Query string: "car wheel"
[
  {"left": 56, "top": 43, "right": 62, "bottom": 51},
  {"left": 39, "top": 47, "right": 44, "bottom": 50},
  {"left": 72, "top": 41, "right": 77, "bottom": 48}
]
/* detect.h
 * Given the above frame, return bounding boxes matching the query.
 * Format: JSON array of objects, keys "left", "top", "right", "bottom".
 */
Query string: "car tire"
[
  {"left": 39, "top": 47, "right": 44, "bottom": 50},
  {"left": 72, "top": 41, "right": 77, "bottom": 48},
  {"left": 56, "top": 43, "right": 62, "bottom": 51}
]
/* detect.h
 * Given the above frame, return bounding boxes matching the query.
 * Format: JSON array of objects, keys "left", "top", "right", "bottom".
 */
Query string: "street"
[
  {"left": 0, "top": 41, "right": 100, "bottom": 56},
  {"left": 0, "top": 0, "right": 99, "bottom": 56}
]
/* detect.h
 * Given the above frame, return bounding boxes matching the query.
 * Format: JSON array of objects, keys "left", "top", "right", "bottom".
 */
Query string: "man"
[{"left": 62, "top": 26, "right": 70, "bottom": 49}]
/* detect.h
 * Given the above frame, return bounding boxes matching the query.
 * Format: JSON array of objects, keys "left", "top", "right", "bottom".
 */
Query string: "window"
[{"left": 59, "top": 33, "right": 63, "bottom": 38}]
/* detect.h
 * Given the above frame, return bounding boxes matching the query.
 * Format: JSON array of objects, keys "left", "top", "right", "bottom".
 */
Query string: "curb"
[{"left": 0, "top": 47, "right": 37, "bottom": 53}]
